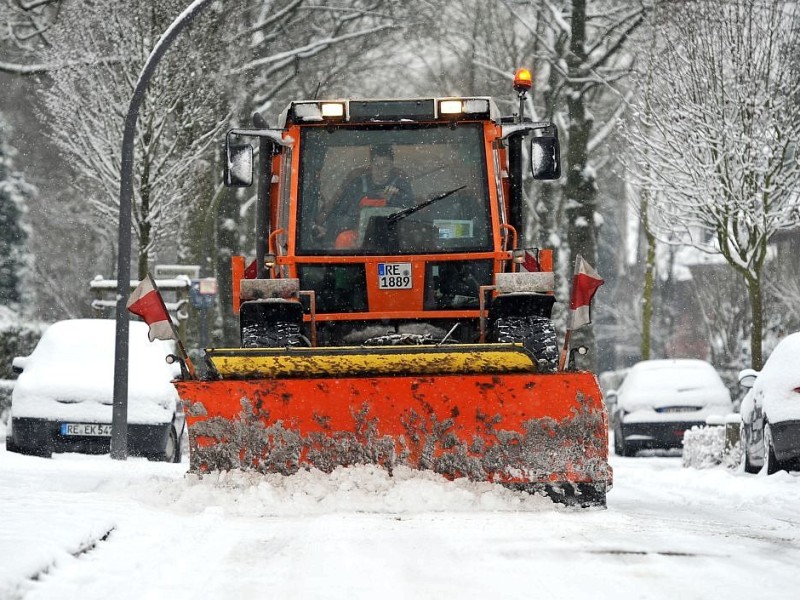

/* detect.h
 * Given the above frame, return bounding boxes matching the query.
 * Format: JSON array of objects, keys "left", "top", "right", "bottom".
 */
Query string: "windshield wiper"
[{"left": 387, "top": 185, "right": 466, "bottom": 225}]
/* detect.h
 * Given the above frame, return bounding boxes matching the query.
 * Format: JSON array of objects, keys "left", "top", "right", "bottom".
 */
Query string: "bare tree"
[
  {"left": 621, "top": 0, "right": 800, "bottom": 369},
  {"left": 0, "top": 0, "right": 63, "bottom": 75},
  {"left": 404, "top": 0, "right": 647, "bottom": 368},
  {"left": 187, "top": 0, "right": 403, "bottom": 128},
  {"left": 164, "top": 0, "right": 402, "bottom": 345},
  {"left": 38, "top": 0, "right": 231, "bottom": 280},
  {"left": 0, "top": 113, "right": 35, "bottom": 313}
]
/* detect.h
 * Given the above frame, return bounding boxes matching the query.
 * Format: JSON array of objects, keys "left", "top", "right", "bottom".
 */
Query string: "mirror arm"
[
  {"left": 226, "top": 128, "right": 294, "bottom": 148},
  {"left": 500, "top": 122, "right": 557, "bottom": 141}
]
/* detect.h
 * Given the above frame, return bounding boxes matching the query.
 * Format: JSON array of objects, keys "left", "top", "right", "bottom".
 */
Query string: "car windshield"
[
  {"left": 623, "top": 362, "right": 724, "bottom": 394},
  {"left": 296, "top": 123, "right": 491, "bottom": 255}
]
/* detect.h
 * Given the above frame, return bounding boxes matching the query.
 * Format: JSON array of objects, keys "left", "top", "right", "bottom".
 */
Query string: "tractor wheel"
[
  {"left": 492, "top": 315, "right": 558, "bottom": 373},
  {"left": 242, "top": 321, "right": 304, "bottom": 348},
  {"left": 511, "top": 482, "right": 607, "bottom": 508}
]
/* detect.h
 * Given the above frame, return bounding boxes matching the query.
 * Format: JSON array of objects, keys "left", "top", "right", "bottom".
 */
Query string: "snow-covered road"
[{"left": 1, "top": 443, "right": 798, "bottom": 599}]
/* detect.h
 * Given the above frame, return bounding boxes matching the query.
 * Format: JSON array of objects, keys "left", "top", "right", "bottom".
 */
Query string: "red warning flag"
[
  {"left": 126, "top": 274, "right": 176, "bottom": 342},
  {"left": 568, "top": 255, "right": 604, "bottom": 331}
]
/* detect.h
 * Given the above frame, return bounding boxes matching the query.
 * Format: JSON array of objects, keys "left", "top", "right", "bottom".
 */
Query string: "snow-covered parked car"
[
  {"left": 608, "top": 359, "right": 733, "bottom": 456},
  {"left": 740, "top": 332, "right": 800, "bottom": 474},
  {"left": 6, "top": 319, "right": 184, "bottom": 461}
]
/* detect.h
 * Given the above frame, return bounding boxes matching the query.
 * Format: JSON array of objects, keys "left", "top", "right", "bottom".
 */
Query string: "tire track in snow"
[{"left": 6, "top": 526, "right": 115, "bottom": 600}]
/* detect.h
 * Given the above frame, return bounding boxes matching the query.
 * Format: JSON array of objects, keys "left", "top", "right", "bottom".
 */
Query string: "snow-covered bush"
[
  {"left": 0, "top": 306, "right": 44, "bottom": 422},
  {"left": 0, "top": 307, "right": 42, "bottom": 379},
  {"left": 682, "top": 423, "right": 742, "bottom": 470},
  {"left": 0, "top": 113, "right": 35, "bottom": 313}
]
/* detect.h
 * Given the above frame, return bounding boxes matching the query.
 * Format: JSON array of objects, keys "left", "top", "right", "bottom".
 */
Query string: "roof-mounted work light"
[
  {"left": 438, "top": 98, "right": 490, "bottom": 119},
  {"left": 439, "top": 100, "right": 463, "bottom": 115},
  {"left": 291, "top": 101, "right": 347, "bottom": 123},
  {"left": 320, "top": 102, "right": 345, "bottom": 118}
]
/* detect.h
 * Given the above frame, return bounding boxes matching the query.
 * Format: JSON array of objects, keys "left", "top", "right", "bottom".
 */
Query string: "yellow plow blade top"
[{"left": 204, "top": 343, "right": 538, "bottom": 379}]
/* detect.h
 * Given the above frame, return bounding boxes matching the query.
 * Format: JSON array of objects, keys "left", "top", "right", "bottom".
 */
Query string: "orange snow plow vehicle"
[{"left": 175, "top": 71, "right": 611, "bottom": 506}]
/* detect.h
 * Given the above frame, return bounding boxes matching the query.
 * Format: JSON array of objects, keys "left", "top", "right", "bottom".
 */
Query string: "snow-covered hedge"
[
  {"left": 682, "top": 420, "right": 742, "bottom": 470},
  {"left": 0, "top": 379, "right": 13, "bottom": 424},
  {"left": 0, "top": 305, "right": 45, "bottom": 370},
  {"left": 0, "top": 307, "right": 45, "bottom": 420}
]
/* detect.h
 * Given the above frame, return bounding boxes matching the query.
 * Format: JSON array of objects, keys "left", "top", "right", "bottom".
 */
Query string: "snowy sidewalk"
[{"left": 0, "top": 449, "right": 186, "bottom": 599}]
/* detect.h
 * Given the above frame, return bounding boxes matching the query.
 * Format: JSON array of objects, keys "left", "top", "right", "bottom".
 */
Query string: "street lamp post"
[{"left": 111, "top": 0, "right": 217, "bottom": 459}]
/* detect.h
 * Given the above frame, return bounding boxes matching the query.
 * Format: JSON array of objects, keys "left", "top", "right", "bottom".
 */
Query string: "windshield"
[{"left": 297, "top": 124, "right": 491, "bottom": 255}]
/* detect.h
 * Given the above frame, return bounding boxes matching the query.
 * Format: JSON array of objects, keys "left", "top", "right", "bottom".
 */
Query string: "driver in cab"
[{"left": 313, "top": 144, "right": 413, "bottom": 247}]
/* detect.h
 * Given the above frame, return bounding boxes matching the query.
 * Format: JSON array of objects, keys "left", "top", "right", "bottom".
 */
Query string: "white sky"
[{"left": 1, "top": 445, "right": 799, "bottom": 599}]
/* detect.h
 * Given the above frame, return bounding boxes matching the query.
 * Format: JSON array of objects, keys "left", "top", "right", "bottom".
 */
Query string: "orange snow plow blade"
[{"left": 175, "top": 346, "right": 611, "bottom": 506}]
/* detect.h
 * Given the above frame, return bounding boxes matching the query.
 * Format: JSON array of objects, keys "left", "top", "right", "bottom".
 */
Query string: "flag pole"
[
  {"left": 147, "top": 273, "right": 196, "bottom": 379},
  {"left": 559, "top": 253, "right": 579, "bottom": 372},
  {"left": 558, "top": 328, "right": 571, "bottom": 371},
  {"left": 559, "top": 254, "right": 604, "bottom": 372}
]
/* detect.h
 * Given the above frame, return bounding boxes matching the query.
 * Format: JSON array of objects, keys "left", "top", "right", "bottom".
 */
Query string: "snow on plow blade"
[{"left": 176, "top": 345, "right": 612, "bottom": 507}]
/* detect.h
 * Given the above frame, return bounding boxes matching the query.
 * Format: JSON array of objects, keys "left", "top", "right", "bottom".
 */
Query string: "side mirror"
[
  {"left": 738, "top": 368, "right": 759, "bottom": 389},
  {"left": 12, "top": 356, "right": 29, "bottom": 374},
  {"left": 530, "top": 133, "right": 561, "bottom": 180},
  {"left": 605, "top": 389, "right": 618, "bottom": 406},
  {"left": 224, "top": 144, "right": 254, "bottom": 187}
]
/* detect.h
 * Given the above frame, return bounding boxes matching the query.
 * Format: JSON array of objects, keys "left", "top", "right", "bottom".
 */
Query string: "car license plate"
[
  {"left": 378, "top": 262, "right": 412, "bottom": 289},
  {"left": 60, "top": 423, "right": 112, "bottom": 437}
]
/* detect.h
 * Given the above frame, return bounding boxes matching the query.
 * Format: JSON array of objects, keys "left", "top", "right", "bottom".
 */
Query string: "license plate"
[
  {"left": 378, "top": 262, "right": 412, "bottom": 289},
  {"left": 60, "top": 423, "right": 112, "bottom": 437}
]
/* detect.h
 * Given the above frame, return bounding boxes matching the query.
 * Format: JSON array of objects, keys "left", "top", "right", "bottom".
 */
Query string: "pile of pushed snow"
[
  {"left": 682, "top": 420, "right": 742, "bottom": 470},
  {"left": 120, "top": 465, "right": 561, "bottom": 516}
]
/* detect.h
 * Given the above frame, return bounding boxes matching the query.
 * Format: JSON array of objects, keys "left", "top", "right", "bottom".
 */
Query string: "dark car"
[
  {"left": 6, "top": 319, "right": 184, "bottom": 461},
  {"left": 608, "top": 359, "right": 733, "bottom": 456},
  {"left": 740, "top": 332, "right": 800, "bottom": 474}
]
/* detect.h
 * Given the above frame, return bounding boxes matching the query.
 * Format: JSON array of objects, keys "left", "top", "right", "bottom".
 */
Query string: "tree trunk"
[
  {"left": 216, "top": 187, "right": 240, "bottom": 346},
  {"left": 745, "top": 271, "right": 763, "bottom": 370},
  {"left": 138, "top": 149, "right": 152, "bottom": 282},
  {"left": 533, "top": 24, "right": 564, "bottom": 249},
  {"left": 564, "top": 0, "right": 599, "bottom": 368},
  {"left": 641, "top": 226, "right": 656, "bottom": 360}
]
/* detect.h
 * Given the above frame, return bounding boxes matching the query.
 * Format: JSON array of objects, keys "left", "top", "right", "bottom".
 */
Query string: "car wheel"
[
  {"left": 741, "top": 424, "right": 760, "bottom": 474},
  {"left": 613, "top": 420, "right": 625, "bottom": 456},
  {"left": 149, "top": 426, "right": 180, "bottom": 463},
  {"left": 763, "top": 423, "right": 782, "bottom": 475},
  {"left": 614, "top": 419, "right": 635, "bottom": 457}
]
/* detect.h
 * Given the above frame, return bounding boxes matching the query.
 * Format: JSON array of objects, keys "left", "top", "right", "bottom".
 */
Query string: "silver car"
[
  {"left": 740, "top": 332, "right": 800, "bottom": 474},
  {"left": 608, "top": 359, "right": 733, "bottom": 456},
  {"left": 6, "top": 319, "right": 184, "bottom": 461}
]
